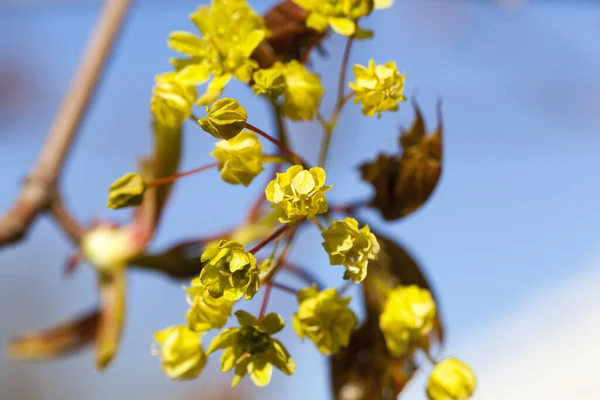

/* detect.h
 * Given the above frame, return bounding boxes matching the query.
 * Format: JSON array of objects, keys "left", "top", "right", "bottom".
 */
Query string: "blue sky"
[{"left": 1, "top": 1, "right": 600, "bottom": 399}]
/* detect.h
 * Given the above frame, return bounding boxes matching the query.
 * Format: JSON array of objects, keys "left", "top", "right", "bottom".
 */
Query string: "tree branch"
[{"left": 0, "top": 0, "right": 132, "bottom": 247}]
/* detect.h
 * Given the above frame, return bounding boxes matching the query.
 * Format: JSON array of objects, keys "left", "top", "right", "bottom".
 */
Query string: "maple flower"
[
  {"left": 185, "top": 278, "right": 234, "bottom": 333},
  {"left": 427, "top": 358, "right": 476, "bottom": 400},
  {"left": 265, "top": 165, "right": 332, "bottom": 223},
  {"left": 152, "top": 325, "right": 206, "bottom": 380},
  {"left": 349, "top": 59, "right": 406, "bottom": 117},
  {"left": 321, "top": 217, "right": 380, "bottom": 282},
  {"left": 379, "top": 285, "right": 436, "bottom": 357},
  {"left": 292, "top": 287, "right": 357, "bottom": 355},
  {"left": 199, "top": 240, "right": 260, "bottom": 300},
  {"left": 208, "top": 311, "right": 296, "bottom": 387},
  {"left": 211, "top": 130, "right": 264, "bottom": 186},
  {"left": 150, "top": 72, "right": 197, "bottom": 127}
]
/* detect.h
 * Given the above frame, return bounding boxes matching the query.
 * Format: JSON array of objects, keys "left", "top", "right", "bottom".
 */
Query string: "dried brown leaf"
[
  {"left": 253, "top": 0, "right": 328, "bottom": 68},
  {"left": 360, "top": 101, "right": 443, "bottom": 221},
  {"left": 9, "top": 309, "right": 99, "bottom": 361}
]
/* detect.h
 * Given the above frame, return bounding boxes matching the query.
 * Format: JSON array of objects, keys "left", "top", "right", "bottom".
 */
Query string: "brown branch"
[{"left": 0, "top": 0, "right": 132, "bottom": 247}]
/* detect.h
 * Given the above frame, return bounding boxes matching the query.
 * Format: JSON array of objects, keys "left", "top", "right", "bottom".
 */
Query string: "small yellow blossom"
[
  {"left": 185, "top": 278, "right": 234, "bottom": 333},
  {"left": 281, "top": 61, "right": 324, "bottom": 121},
  {"left": 199, "top": 239, "right": 260, "bottom": 300},
  {"left": 292, "top": 0, "right": 393, "bottom": 36},
  {"left": 321, "top": 217, "right": 380, "bottom": 282},
  {"left": 427, "top": 358, "right": 476, "bottom": 400},
  {"left": 199, "top": 98, "right": 248, "bottom": 140},
  {"left": 153, "top": 325, "right": 206, "bottom": 380},
  {"left": 379, "top": 285, "right": 436, "bottom": 357},
  {"left": 349, "top": 59, "right": 406, "bottom": 117},
  {"left": 292, "top": 287, "right": 357, "bottom": 355},
  {"left": 107, "top": 172, "right": 146, "bottom": 209},
  {"left": 252, "top": 64, "right": 287, "bottom": 101},
  {"left": 265, "top": 165, "right": 332, "bottom": 223},
  {"left": 208, "top": 311, "right": 295, "bottom": 387},
  {"left": 211, "top": 130, "right": 264, "bottom": 186},
  {"left": 150, "top": 72, "right": 197, "bottom": 127}
]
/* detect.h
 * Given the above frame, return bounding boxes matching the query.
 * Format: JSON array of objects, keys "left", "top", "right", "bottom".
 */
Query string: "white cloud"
[{"left": 402, "top": 255, "right": 600, "bottom": 399}]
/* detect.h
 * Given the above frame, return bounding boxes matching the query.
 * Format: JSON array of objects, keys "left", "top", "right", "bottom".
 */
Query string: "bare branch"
[{"left": 0, "top": 0, "right": 132, "bottom": 247}]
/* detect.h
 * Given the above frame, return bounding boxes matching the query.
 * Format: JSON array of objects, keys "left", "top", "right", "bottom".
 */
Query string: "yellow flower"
[
  {"left": 199, "top": 98, "right": 248, "bottom": 140},
  {"left": 379, "top": 285, "right": 436, "bottom": 357},
  {"left": 107, "top": 172, "right": 146, "bottom": 209},
  {"left": 292, "top": 287, "right": 357, "bottom": 355},
  {"left": 348, "top": 59, "right": 406, "bottom": 117},
  {"left": 427, "top": 358, "right": 476, "bottom": 400},
  {"left": 81, "top": 225, "right": 139, "bottom": 273},
  {"left": 292, "top": 0, "right": 393, "bottom": 36},
  {"left": 265, "top": 165, "right": 332, "bottom": 223},
  {"left": 168, "top": 0, "right": 268, "bottom": 104},
  {"left": 211, "top": 130, "right": 264, "bottom": 186},
  {"left": 199, "top": 239, "right": 260, "bottom": 300},
  {"left": 208, "top": 311, "right": 295, "bottom": 387},
  {"left": 321, "top": 217, "right": 380, "bottom": 282},
  {"left": 281, "top": 61, "right": 324, "bottom": 121},
  {"left": 150, "top": 72, "right": 197, "bottom": 127},
  {"left": 152, "top": 325, "right": 206, "bottom": 380},
  {"left": 185, "top": 278, "right": 234, "bottom": 333},
  {"left": 252, "top": 64, "right": 287, "bottom": 101}
]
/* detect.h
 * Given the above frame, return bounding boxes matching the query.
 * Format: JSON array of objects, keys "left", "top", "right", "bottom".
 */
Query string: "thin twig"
[
  {"left": 0, "top": 0, "right": 132, "bottom": 247},
  {"left": 318, "top": 36, "right": 354, "bottom": 167}
]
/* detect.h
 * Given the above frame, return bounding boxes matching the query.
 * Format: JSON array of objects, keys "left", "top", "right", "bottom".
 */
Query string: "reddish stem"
[
  {"left": 147, "top": 162, "right": 219, "bottom": 188},
  {"left": 249, "top": 224, "right": 289, "bottom": 255},
  {"left": 245, "top": 123, "right": 301, "bottom": 165},
  {"left": 258, "top": 281, "right": 273, "bottom": 319}
]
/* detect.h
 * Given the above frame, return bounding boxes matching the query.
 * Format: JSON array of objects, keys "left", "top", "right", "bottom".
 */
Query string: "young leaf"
[
  {"left": 9, "top": 309, "right": 99, "bottom": 360},
  {"left": 359, "top": 100, "right": 443, "bottom": 221},
  {"left": 96, "top": 269, "right": 126, "bottom": 369}
]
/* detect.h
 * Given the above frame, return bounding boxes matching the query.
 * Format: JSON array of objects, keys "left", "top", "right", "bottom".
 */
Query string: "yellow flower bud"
[
  {"left": 150, "top": 72, "right": 197, "bottom": 127},
  {"left": 153, "top": 325, "right": 206, "bottom": 380},
  {"left": 211, "top": 130, "right": 264, "bottom": 186},
  {"left": 321, "top": 217, "right": 380, "bottom": 282},
  {"left": 379, "top": 285, "right": 436, "bottom": 357},
  {"left": 349, "top": 60, "right": 406, "bottom": 117},
  {"left": 81, "top": 225, "right": 139, "bottom": 273},
  {"left": 427, "top": 358, "right": 476, "bottom": 400},
  {"left": 199, "top": 98, "right": 248, "bottom": 140},
  {"left": 265, "top": 165, "right": 332, "bottom": 223},
  {"left": 292, "top": 287, "right": 357, "bottom": 355},
  {"left": 107, "top": 173, "right": 146, "bottom": 209},
  {"left": 185, "top": 278, "right": 234, "bottom": 333}
]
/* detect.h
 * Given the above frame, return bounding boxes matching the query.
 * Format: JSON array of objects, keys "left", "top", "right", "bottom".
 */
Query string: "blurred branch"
[{"left": 0, "top": 0, "right": 132, "bottom": 247}]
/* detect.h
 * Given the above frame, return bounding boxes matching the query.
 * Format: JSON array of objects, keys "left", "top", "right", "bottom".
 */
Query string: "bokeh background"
[{"left": 2, "top": 0, "right": 600, "bottom": 399}]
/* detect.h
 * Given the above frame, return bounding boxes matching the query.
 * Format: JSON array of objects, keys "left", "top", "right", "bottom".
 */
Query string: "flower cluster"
[{"left": 131, "top": 0, "right": 477, "bottom": 396}]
